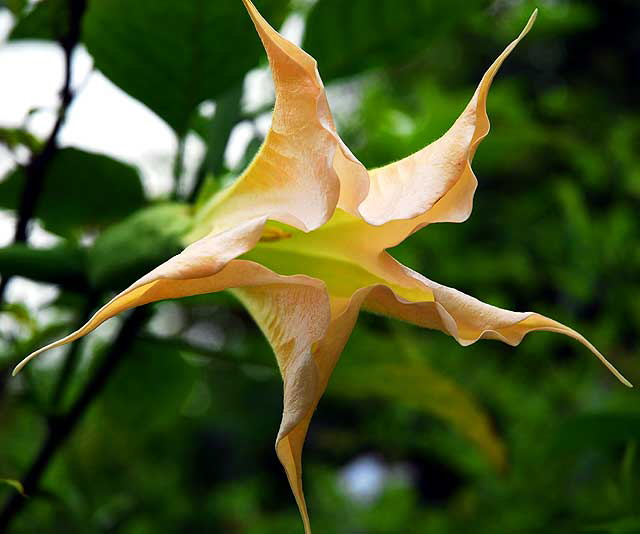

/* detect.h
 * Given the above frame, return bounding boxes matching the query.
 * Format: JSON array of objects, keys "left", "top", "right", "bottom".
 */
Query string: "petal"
[
  {"left": 192, "top": 0, "right": 342, "bottom": 236},
  {"left": 333, "top": 137, "right": 370, "bottom": 217},
  {"left": 351, "top": 11, "right": 537, "bottom": 241},
  {"left": 13, "top": 218, "right": 312, "bottom": 374},
  {"left": 232, "top": 287, "right": 367, "bottom": 534},
  {"left": 362, "top": 265, "right": 632, "bottom": 388}
]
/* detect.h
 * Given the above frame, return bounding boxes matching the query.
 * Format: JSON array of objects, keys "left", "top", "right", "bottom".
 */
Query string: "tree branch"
[
  {"left": 188, "top": 83, "right": 243, "bottom": 203},
  {"left": 171, "top": 133, "right": 187, "bottom": 200},
  {"left": 138, "top": 333, "right": 277, "bottom": 373},
  {"left": 0, "top": 0, "right": 87, "bottom": 303}
]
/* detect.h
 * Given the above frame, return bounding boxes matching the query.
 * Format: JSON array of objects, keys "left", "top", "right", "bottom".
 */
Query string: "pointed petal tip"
[
  {"left": 521, "top": 9, "right": 538, "bottom": 37},
  {"left": 591, "top": 349, "right": 631, "bottom": 388},
  {"left": 587, "top": 348, "right": 632, "bottom": 388},
  {"left": 12, "top": 356, "right": 29, "bottom": 376}
]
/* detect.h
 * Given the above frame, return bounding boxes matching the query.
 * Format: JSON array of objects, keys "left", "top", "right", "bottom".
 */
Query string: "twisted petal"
[
  {"left": 340, "top": 11, "right": 538, "bottom": 245},
  {"left": 361, "top": 259, "right": 632, "bottom": 388},
  {"left": 13, "top": 218, "right": 316, "bottom": 374},
  {"left": 232, "top": 257, "right": 630, "bottom": 534},
  {"left": 233, "top": 288, "right": 365, "bottom": 534},
  {"left": 194, "top": 0, "right": 342, "bottom": 235}
]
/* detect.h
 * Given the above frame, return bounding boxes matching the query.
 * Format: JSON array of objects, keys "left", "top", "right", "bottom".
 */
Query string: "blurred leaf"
[
  {"left": 82, "top": 0, "right": 289, "bottom": 134},
  {"left": 329, "top": 329, "right": 506, "bottom": 471},
  {"left": 553, "top": 413, "right": 640, "bottom": 454},
  {"left": 0, "top": 1, "right": 25, "bottom": 16},
  {"left": 0, "top": 478, "right": 26, "bottom": 497},
  {"left": 487, "top": 0, "right": 597, "bottom": 39},
  {"left": 0, "top": 127, "right": 41, "bottom": 152},
  {"left": 9, "top": 0, "right": 69, "bottom": 41},
  {"left": 2, "top": 301, "right": 35, "bottom": 329},
  {"left": 585, "top": 517, "right": 640, "bottom": 534},
  {"left": 100, "top": 337, "right": 198, "bottom": 431},
  {"left": 88, "top": 203, "right": 192, "bottom": 290},
  {"left": 304, "top": 0, "right": 481, "bottom": 80},
  {"left": 193, "top": 174, "right": 221, "bottom": 211},
  {"left": 0, "top": 148, "right": 145, "bottom": 236},
  {"left": 0, "top": 243, "right": 87, "bottom": 290}
]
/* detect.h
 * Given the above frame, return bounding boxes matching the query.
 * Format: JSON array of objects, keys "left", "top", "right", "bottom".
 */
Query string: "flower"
[{"left": 14, "top": 1, "right": 631, "bottom": 532}]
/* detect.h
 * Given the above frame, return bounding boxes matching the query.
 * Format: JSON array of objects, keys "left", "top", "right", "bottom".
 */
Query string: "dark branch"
[
  {"left": 0, "top": 0, "right": 87, "bottom": 303},
  {"left": 0, "top": 307, "right": 149, "bottom": 531},
  {"left": 171, "top": 133, "right": 187, "bottom": 200},
  {"left": 188, "top": 83, "right": 243, "bottom": 203},
  {"left": 138, "top": 333, "right": 277, "bottom": 373}
]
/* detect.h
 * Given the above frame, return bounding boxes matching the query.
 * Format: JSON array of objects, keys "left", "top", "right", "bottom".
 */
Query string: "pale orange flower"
[{"left": 15, "top": 2, "right": 630, "bottom": 532}]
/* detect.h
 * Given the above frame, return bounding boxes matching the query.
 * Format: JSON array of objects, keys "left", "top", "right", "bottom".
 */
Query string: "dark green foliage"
[
  {"left": 553, "top": 414, "right": 640, "bottom": 454},
  {"left": 0, "top": 127, "right": 40, "bottom": 152},
  {"left": 82, "top": 0, "right": 288, "bottom": 134},
  {"left": 304, "top": 0, "right": 484, "bottom": 80},
  {"left": 9, "top": 0, "right": 70, "bottom": 41},
  {"left": 0, "top": 243, "right": 87, "bottom": 290},
  {"left": 99, "top": 337, "right": 199, "bottom": 431},
  {"left": 0, "top": 0, "right": 27, "bottom": 17}
]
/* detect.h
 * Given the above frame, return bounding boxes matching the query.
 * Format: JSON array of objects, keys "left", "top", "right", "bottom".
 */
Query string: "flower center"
[{"left": 242, "top": 210, "right": 432, "bottom": 302}]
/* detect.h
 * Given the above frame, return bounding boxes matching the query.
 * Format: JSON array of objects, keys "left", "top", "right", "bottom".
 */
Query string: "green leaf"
[
  {"left": 81, "top": 0, "right": 289, "bottom": 134},
  {"left": 552, "top": 413, "right": 640, "bottom": 454},
  {"left": 233, "top": 137, "right": 262, "bottom": 174},
  {"left": 0, "top": 0, "right": 27, "bottom": 17},
  {"left": 303, "top": 0, "right": 482, "bottom": 80},
  {"left": 0, "top": 148, "right": 146, "bottom": 236},
  {"left": 9, "top": 0, "right": 69, "bottom": 41},
  {"left": 328, "top": 328, "right": 506, "bottom": 471},
  {"left": 100, "top": 337, "right": 198, "bottom": 431},
  {"left": 0, "top": 243, "right": 87, "bottom": 290},
  {"left": 0, "top": 127, "right": 41, "bottom": 152},
  {"left": 585, "top": 517, "right": 640, "bottom": 534},
  {"left": 0, "top": 478, "right": 26, "bottom": 497},
  {"left": 88, "top": 203, "right": 193, "bottom": 290}
]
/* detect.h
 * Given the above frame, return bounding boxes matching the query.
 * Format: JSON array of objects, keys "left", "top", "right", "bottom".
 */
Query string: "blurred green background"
[{"left": 0, "top": 0, "right": 639, "bottom": 532}]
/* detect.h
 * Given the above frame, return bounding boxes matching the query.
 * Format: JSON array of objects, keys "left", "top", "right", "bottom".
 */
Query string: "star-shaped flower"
[{"left": 15, "top": 1, "right": 630, "bottom": 532}]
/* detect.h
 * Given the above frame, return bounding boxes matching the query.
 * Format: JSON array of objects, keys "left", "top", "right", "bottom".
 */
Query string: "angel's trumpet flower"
[{"left": 14, "top": 2, "right": 630, "bottom": 532}]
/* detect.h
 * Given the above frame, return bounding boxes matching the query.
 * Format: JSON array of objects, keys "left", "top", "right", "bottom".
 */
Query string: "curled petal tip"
[
  {"left": 521, "top": 9, "right": 538, "bottom": 37},
  {"left": 12, "top": 354, "right": 32, "bottom": 376},
  {"left": 12, "top": 351, "right": 35, "bottom": 375},
  {"left": 593, "top": 349, "right": 632, "bottom": 388},
  {"left": 593, "top": 351, "right": 632, "bottom": 388}
]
